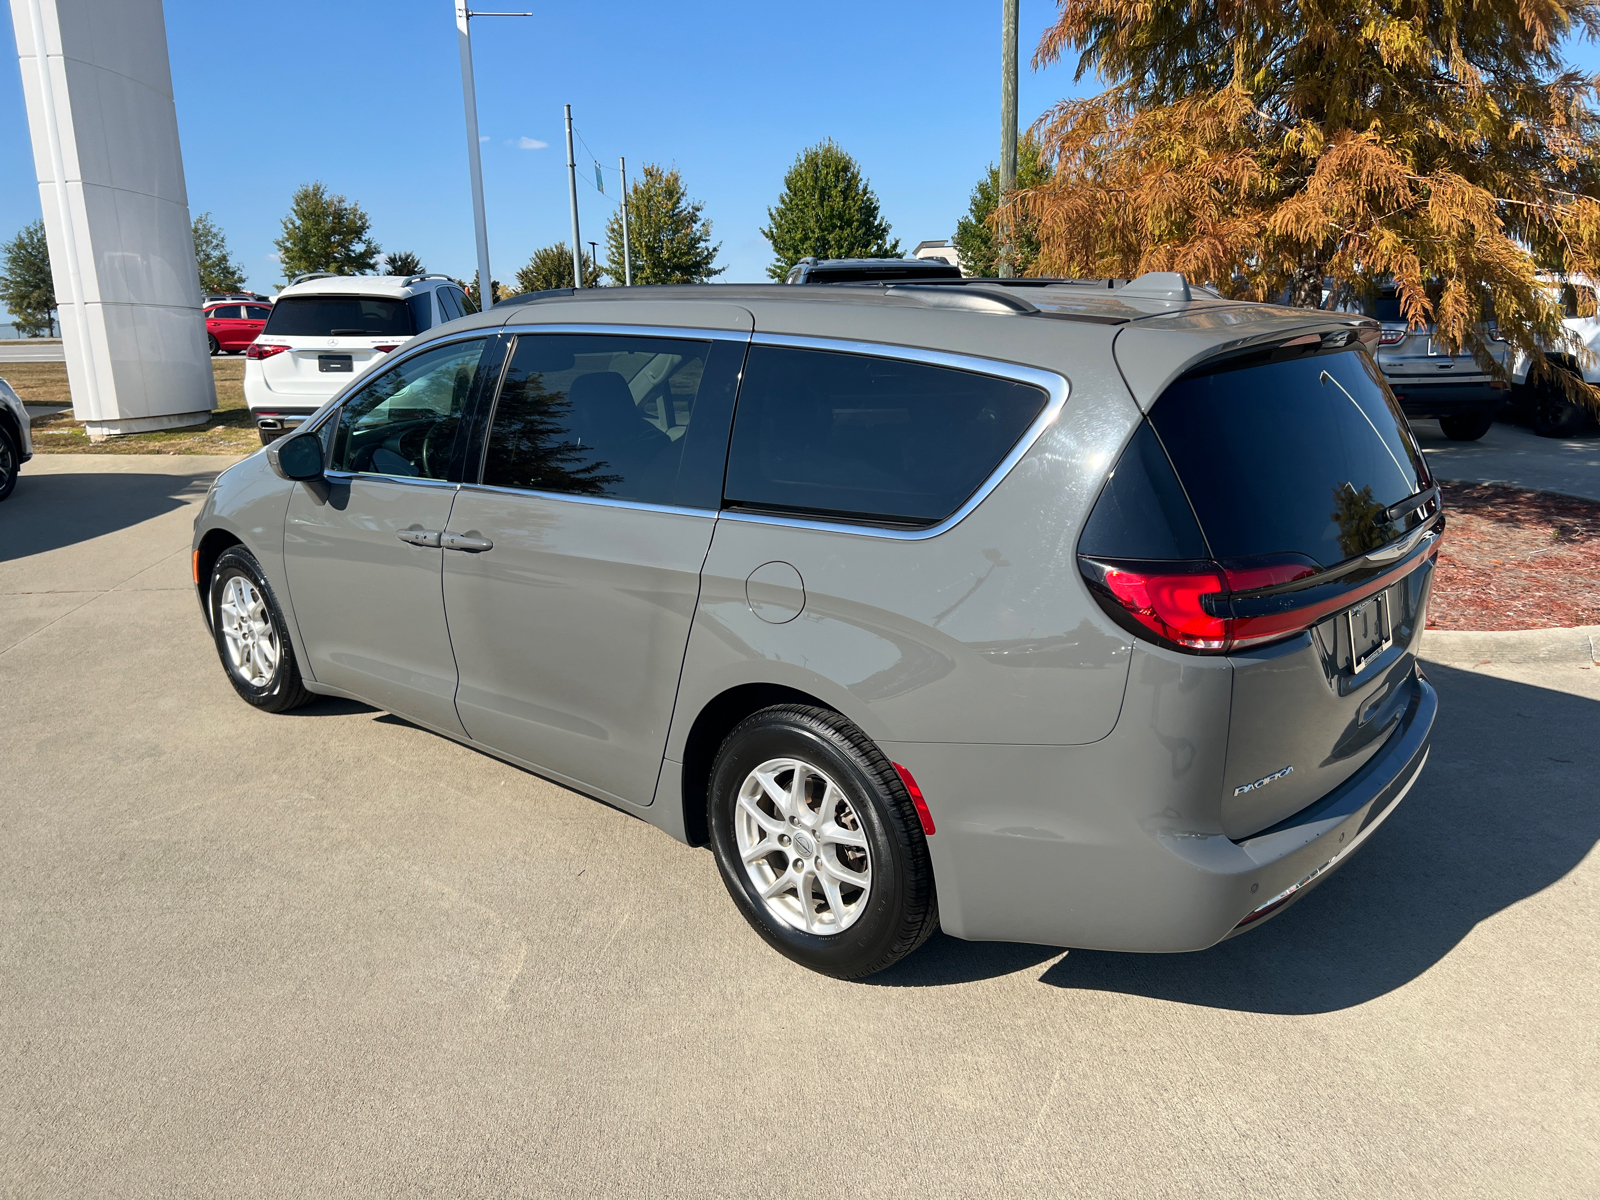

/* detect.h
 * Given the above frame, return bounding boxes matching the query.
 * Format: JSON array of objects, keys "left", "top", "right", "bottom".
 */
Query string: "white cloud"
[
  {"left": 265, "top": 251, "right": 281, "bottom": 262},
  {"left": 512, "top": 136, "right": 548, "bottom": 150},
  {"left": 480, "top": 135, "right": 490, "bottom": 142}
]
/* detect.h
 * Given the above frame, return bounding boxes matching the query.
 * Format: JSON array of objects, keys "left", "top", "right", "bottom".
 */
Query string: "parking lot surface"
[
  {"left": 2, "top": 455, "right": 1596, "bottom": 1198},
  {"left": 1414, "top": 417, "right": 1600, "bottom": 500}
]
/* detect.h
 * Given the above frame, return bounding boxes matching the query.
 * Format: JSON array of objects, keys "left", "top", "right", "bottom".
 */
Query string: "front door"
[
  {"left": 442, "top": 327, "right": 746, "bottom": 805},
  {"left": 283, "top": 336, "right": 491, "bottom": 735}
]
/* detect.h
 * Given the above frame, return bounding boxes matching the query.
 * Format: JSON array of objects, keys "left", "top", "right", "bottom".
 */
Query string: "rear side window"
[
  {"left": 1149, "top": 347, "right": 1429, "bottom": 567},
  {"left": 481, "top": 332, "right": 739, "bottom": 508},
  {"left": 245, "top": 305, "right": 271, "bottom": 321},
  {"left": 724, "top": 346, "right": 1049, "bottom": 526},
  {"left": 263, "top": 296, "right": 415, "bottom": 337},
  {"left": 208, "top": 305, "right": 241, "bottom": 319},
  {"left": 407, "top": 293, "right": 433, "bottom": 333},
  {"left": 436, "top": 287, "right": 464, "bottom": 322}
]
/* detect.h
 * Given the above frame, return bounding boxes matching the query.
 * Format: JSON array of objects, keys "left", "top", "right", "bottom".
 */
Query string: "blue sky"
[{"left": 1, "top": 0, "right": 1086, "bottom": 299}]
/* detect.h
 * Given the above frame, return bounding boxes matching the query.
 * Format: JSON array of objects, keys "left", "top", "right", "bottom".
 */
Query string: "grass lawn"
[{"left": 6, "top": 357, "right": 259, "bottom": 454}]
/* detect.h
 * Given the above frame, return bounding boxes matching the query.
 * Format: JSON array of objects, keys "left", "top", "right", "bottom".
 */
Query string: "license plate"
[
  {"left": 318, "top": 354, "right": 352, "bottom": 373},
  {"left": 1347, "top": 591, "right": 1392, "bottom": 673}
]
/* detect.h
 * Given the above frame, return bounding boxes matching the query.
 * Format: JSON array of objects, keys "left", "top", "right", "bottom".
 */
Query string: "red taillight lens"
[
  {"left": 1378, "top": 328, "right": 1406, "bottom": 345},
  {"left": 245, "top": 342, "right": 289, "bottom": 360},
  {"left": 891, "top": 763, "right": 936, "bottom": 836},
  {"left": 372, "top": 344, "right": 399, "bottom": 353},
  {"left": 1100, "top": 565, "right": 1229, "bottom": 651}
]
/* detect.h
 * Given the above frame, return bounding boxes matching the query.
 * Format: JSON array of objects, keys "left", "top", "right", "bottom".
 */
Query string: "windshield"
[
  {"left": 263, "top": 296, "right": 414, "bottom": 338},
  {"left": 1149, "top": 346, "right": 1430, "bottom": 568}
]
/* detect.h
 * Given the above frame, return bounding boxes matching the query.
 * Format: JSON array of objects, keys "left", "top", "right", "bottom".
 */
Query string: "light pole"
[
  {"left": 619, "top": 156, "right": 633, "bottom": 286},
  {"left": 455, "top": 3, "right": 530, "bottom": 308},
  {"left": 565, "top": 104, "right": 583, "bottom": 288},
  {"left": 588, "top": 240, "right": 598, "bottom": 282},
  {"left": 998, "top": 0, "right": 1018, "bottom": 278}
]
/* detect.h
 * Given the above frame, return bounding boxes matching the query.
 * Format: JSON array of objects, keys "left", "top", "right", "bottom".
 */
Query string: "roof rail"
[
  {"left": 884, "top": 284, "right": 1039, "bottom": 314},
  {"left": 403, "top": 273, "right": 460, "bottom": 286},
  {"left": 287, "top": 272, "right": 340, "bottom": 287}
]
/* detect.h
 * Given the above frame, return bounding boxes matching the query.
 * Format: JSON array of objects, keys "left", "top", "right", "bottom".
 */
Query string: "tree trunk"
[{"left": 1287, "top": 261, "right": 1325, "bottom": 308}]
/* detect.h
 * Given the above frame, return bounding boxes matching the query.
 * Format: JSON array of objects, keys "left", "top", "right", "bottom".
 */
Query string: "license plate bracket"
[
  {"left": 1347, "top": 590, "right": 1393, "bottom": 674},
  {"left": 318, "top": 354, "right": 353, "bottom": 373}
]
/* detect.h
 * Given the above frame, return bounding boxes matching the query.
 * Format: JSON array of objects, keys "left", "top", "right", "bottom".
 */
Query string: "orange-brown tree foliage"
[{"left": 1013, "top": 0, "right": 1600, "bottom": 395}]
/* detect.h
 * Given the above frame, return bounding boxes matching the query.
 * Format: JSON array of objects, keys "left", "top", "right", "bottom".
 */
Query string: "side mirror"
[{"left": 266, "top": 431, "right": 325, "bottom": 481}]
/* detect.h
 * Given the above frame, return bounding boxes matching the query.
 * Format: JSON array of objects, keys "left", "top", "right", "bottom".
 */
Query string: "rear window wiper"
[
  {"left": 329, "top": 328, "right": 372, "bottom": 336},
  {"left": 1378, "top": 484, "right": 1439, "bottom": 526}
]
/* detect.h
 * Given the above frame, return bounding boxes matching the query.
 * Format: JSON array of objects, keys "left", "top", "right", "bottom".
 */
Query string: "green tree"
[
  {"left": 463, "top": 273, "right": 508, "bottom": 312},
  {"left": 760, "top": 140, "right": 900, "bottom": 280},
  {"left": 192, "top": 212, "right": 245, "bottom": 294},
  {"left": 953, "top": 136, "right": 1053, "bottom": 277},
  {"left": 515, "top": 243, "right": 600, "bottom": 293},
  {"left": 273, "top": 182, "right": 381, "bottom": 281},
  {"left": 384, "top": 250, "right": 425, "bottom": 277},
  {"left": 603, "top": 163, "right": 722, "bottom": 285},
  {"left": 1018, "top": 0, "right": 1600, "bottom": 406},
  {"left": 0, "top": 219, "right": 56, "bottom": 336}
]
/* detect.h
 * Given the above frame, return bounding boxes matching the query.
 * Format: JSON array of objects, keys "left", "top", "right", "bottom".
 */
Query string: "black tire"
[
  {"left": 0, "top": 422, "right": 17, "bottom": 502},
  {"left": 208, "top": 546, "right": 314, "bottom": 712},
  {"left": 208, "top": 334, "right": 220, "bottom": 356},
  {"left": 1530, "top": 371, "right": 1589, "bottom": 438},
  {"left": 1439, "top": 412, "right": 1493, "bottom": 441},
  {"left": 708, "top": 704, "right": 938, "bottom": 978}
]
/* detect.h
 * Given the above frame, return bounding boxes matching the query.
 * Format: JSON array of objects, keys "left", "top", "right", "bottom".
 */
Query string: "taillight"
[
  {"left": 245, "top": 342, "right": 289, "bottom": 360},
  {"left": 1097, "top": 563, "right": 1229, "bottom": 651},
  {"left": 372, "top": 344, "right": 399, "bottom": 353},
  {"left": 1378, "top": 328, "right": 1406, "bottom": 345}
]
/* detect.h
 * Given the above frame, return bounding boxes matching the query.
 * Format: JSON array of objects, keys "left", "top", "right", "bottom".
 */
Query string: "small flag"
[{"left": 595, "top": 163, "right": 604, "bottom": 194}]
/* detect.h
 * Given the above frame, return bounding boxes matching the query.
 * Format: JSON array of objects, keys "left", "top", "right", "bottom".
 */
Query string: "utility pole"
[
  {"left": 454, "top": 5, "right": 531, "bottom": 308},
  {"left": 619, "top": 156, "right": 633, "bottom": 286},
  {"left": 565, "top": 104, "right": 583, "bottom": 288},
  {"left": 998, "top": 0, "right": 1019, "bottom": 278},
  {"left": 587, "top": 240, "right": 598, "bottom": 282}
]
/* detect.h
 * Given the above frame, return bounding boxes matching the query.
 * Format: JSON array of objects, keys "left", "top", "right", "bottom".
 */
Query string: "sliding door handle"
[
  {"left": 441, "top": 531, "right": 494, "bottom": 553},
  {"left": 396, "top": 528, "right": 441, "bottom": 547}
]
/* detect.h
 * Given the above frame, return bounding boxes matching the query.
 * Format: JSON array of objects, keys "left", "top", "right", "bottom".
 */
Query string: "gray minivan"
[{"left": 192, "top": 274, "right": 1441, "bottom": 978}]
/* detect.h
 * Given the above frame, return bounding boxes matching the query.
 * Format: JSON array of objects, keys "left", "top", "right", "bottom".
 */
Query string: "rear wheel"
[
  {"left": 1439, "top": 412, "right": 1493, "bottom": 441},
  {"left": 0, "top": 423, "right": 17, "bottom": 502},
  {"left": 708, "top": 705, "right": 937, "bottom": 978},
  {"left": 209, "top": 546, "right": 313, "bottom": 712},
  {"left": 208, "top": 334, "right": 220, "bottom": 355},
  {"left": 1531, "top": 371, "right": 1589, "bottom": 438}
]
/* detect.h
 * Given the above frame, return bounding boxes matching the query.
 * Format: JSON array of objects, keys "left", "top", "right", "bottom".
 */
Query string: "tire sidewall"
[
  {"left": 209, "top": 548, "right": 295, "bottom": 707},
  {"left": 0, "top": 424, "right": 16, "bottom": 501},
  {"left": 709, "top": 714, "right": 915, "bottom": 977}
]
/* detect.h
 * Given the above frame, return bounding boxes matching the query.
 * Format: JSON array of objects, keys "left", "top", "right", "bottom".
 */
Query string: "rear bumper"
[
  {"left": 883, "top": 660, "right": 1436, "bottom": 952},
  {"left": 1388, "top": 380, "right": 1507, "bottom": 419},
  {"left": 251, "top": 409, "right": 319, "bottom": 435}
]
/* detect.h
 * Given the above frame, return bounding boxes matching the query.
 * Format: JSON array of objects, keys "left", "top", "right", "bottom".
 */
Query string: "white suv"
[{"left": 245, "top": 272, "right": 476, "bottom": 443}]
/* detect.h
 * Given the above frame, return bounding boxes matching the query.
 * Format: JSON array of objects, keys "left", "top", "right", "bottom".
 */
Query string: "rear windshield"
[
  {"left": 263, "top": 296, "right": 415, "bottom": 338},
  {"left": 1149, "top": 346, "right": 1430, "bottom": 568}
]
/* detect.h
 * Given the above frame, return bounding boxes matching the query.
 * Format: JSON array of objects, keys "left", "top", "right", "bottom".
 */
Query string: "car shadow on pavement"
[
  {"left": 872, "top": 663, "right": 1599, "bottom": 1011},
  {"left": 0, "top": 470, "right": 220, "bottom": 562}
]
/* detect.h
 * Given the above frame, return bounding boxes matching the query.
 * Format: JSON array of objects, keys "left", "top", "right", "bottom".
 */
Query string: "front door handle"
[
  {"left": 396, "top": 528, "right": 441, "bottom": 547},
  {"left": 441, "top": 531, "right": 494, "bottom": 553}
]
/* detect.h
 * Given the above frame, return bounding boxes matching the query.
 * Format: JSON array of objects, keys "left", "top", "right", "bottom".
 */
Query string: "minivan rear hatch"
[{"left": 1084, "top": 330, "right": 1442, "bottom": 838}]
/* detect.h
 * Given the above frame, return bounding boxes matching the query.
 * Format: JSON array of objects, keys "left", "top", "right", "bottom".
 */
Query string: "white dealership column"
[{"left": 10, "top": 0, "right": 214, "bottom": 438}]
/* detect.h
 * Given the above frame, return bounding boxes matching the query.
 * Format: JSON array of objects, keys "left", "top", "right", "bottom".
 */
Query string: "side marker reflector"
[
  {"left": 192, "top": 549, "right": 201, "bottom": 586},
  {"left": 892, "top": 762, "right": 936, "bottom": 836}
]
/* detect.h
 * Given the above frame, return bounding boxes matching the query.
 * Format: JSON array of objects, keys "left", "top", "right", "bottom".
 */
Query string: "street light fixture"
[{"left": 455, "top": 2, "right": 531, "bottom": 308}]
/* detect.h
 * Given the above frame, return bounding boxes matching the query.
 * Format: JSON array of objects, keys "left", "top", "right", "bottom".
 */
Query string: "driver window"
[{"left": 330, "top": 339, "right": 485, "bottom": 480}]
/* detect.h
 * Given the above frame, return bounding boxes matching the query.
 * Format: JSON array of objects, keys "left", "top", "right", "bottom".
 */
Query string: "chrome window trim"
[
  {"left": 323, "top": 470, "right": 460, "bottom": 491},
  {"left": 458, "top": 480, "right": 715, "bottom": 519},
  {"left": 497, "top": 322, "right": 752, "bottom": 343},
  {"left": 718, "top": 333, "right": 1070, "bottom": 542}
]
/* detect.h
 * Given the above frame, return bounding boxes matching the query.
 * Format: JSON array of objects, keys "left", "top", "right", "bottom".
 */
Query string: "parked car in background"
[
  {"left": 244, "top": 272, "right": 475, "bottom": 443},
  {"left": 194, "top": 273, "right": 1439, "bottom": 978},
  {"left": 784, "top": 256, "right": 963, "bottom": 284},
  {"left": 204, "top": 300, "right": 273, "bottom": 355},
  {"left": 1351, "top": 283, "right": 1511, "bottom": 440},
  {"left": 1508, "top": 275, "right": 1600, "bottom": 438},
  {"left": 0, "top": 375, "right": 33, "bottom": 501}
]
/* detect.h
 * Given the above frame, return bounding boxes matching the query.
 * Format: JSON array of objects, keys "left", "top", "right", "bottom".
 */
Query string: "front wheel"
[
  {"left": 1439, "top": 412, "right": 1493, "bottom": 441},
  {"left": 0, "top": 422, "right": 18, "bottom": 501},
  {"left": 209, "top": 546, "right": 313, "bottom": 712},
  {"left": 208, "top": 334, "right": 220, "bottom": 355},
  {"left": 708, "top": 705, "right": 938, "bottom": 978}
]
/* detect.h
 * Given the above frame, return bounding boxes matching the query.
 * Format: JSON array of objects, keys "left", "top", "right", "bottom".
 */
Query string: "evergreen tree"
[
  {"left": 273, "top": 182, "right": 381, "bottom": 281},
  {"left": 953, "top": 136, "right": 1053, "bottom": 277},
  {"left": 603, "top": 164, "right": 723, "bottom": 285},
  {"left": 0, "top": 219, "right": 56, "bottom": 336},
  {"left": 1018, "top": 0, "right": 1600, "bottom": 405},
  {"left": 761, "top": 140, "right": 900, "bottom": 280},
  {"left": 192, "top": 212, "right": 246, "bottom": 294},
  {"left": 383, "top": 250, "right": 425, "bottom": 276},
  {"left": 515, "top": 243, "right": 600, "bottom": 293}
]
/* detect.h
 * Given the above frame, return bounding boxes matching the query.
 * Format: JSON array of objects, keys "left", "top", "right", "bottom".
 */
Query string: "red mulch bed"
[{"left": 1428, "top": 482, "right": 1600, "bottom": 630}]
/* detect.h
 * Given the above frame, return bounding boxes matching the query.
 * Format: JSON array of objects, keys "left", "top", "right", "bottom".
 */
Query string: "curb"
[{"left": 1419, "top": 624, "right": 1600, "bottom": 666}]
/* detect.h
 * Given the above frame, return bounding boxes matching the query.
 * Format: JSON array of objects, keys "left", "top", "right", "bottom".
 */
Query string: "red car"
[{"left": 204, "top": 301, "right": 273, "bottom": 355}]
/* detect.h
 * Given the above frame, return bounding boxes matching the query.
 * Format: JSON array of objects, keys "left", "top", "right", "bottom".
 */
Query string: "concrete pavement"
[
  {"left": 2, "top": 455, "right": 1596, "bottom": 1197},
  {"left": 1414, "top": 417, "right": 1600, "bottom": 500}
]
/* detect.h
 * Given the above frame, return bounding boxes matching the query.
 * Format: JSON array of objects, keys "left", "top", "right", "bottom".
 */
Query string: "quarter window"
[
  {"left": 723, "top": 346, "right": 1050, "bottom": 526},
  {"left": 244, "top": 306, "right": 272, "bottom": 321},
  {"left": 330, "top": 339, "right": 486, "bottom": 479},
  {"left": 436, "top": 287, "right": 464, "bottom": 322},
  {"left": 208, "top": 305, "right": 242, "bottom": 320},
  {"left": 481, "top": 333, "right": 723, "bottom": 507}
]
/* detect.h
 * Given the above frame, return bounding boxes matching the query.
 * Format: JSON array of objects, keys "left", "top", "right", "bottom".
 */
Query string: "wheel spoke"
[
  {"left": 818, "top": 819, "right": 866, "bottom": 851},
  {"left": 817, "top": 854, "right": 869, "bottom": 891},
  {"left": 754, "top": 767, "right": 793, "bottom": 815},
  {"left": 737, "top": 793, "right": 786, "bottom": 837},
  {"left": 760, "top": 871, "right": 794, "bottom": 901},
  {"left": 818, "top": 874, "right": 848, "bottom": 926}
]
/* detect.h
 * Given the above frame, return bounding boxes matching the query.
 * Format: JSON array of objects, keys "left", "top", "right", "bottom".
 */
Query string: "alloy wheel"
[
  {"left": 218, "top": 575, "right": 279, "bottom": 688},
  {"left": 734, "top": 757, "right": 872, "bottom": 935}
]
